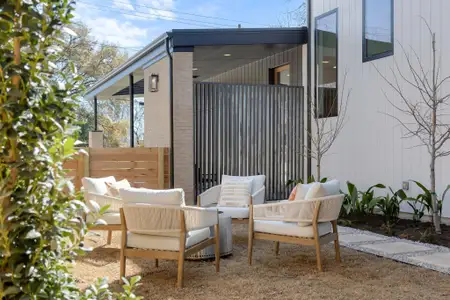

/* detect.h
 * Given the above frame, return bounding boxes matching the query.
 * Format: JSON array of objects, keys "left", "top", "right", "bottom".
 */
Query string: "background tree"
[
  {"left": 56, "top": 21, "right": 141, "bottom": 146},
  {"left": 278, "top": 1, "right": 307, "bottom": 27},
  {"left": 307, "top": 73, "right": 351, "bottom": 179},
  {"left": 377, "top": 24, "right": 450, "bottom": 234}
]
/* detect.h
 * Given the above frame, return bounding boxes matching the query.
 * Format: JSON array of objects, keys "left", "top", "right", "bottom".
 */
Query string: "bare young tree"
[
  {"left": 308, "top": 72, "right": 351, "bottom": 179},
  {"left": 278, "top": 1, "right": 307, "bottom": 27},
  {"left": 376, "top": 24, "right": 450, "bottom": 234}
]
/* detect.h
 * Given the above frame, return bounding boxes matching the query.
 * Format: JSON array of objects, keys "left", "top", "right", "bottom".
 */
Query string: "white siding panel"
[{"left": 311, "top": 0, "right": 450, "bottom": 217}]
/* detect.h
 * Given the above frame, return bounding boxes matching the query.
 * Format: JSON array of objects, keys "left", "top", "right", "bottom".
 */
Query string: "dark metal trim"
[
  {"left": 170, "top": 27, "right": 308, "bottom": 47},
  {"left": 94, "top": 95, "right": 98, "bottom": 131},
  {"left": 315, "top": 8, "right": 339, "bottom": 119},
  {"left": 173, "top": 46, "right": 194, "bottom": 52},
  {"left": 129, "top": 73, "right": 135, "bottom": 147},
  {"left": 165, "top": 38, "right": 175, "bottom": 188},
  {"left": 362, "top": 0, "right": 394, "bottom": 62},
  {"left": 306, "top": 0, "right": 312, "bottom": 179}
]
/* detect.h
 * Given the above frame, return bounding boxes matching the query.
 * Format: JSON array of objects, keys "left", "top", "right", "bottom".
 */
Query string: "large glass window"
[
  {"left": 315, "top": 9, "right": 338, "bottom": 118},
  {"left": 363, "top": 0, "right": 394, "bottom": 61}
]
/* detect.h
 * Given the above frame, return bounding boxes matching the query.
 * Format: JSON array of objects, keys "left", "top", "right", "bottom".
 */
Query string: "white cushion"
[
  {"left": 294, "top": 179, "right": 340, "bottom": 200},
  {"left": 82, "top": 176, "right": 116, "bottom": 195},
  {"left": 216, "top": 206, "right": 249, "bottom": 219},
  {"left": 86, "top": 212, "right": 121, "bottom": 225},
  {"left": 126, "top": 227, "right": 210, "bottom": 251},
  {"left": 119, "top": 188, "right": 185, "bottom": 206},
  {"left": 254, "top": 220, "right": 332, "bottom": 238},
  {"left": 305, "top": 183, "right": 327, "bottom": 200},
  {"left": 218, "top": 179, "right": 253, "bottom": 207},
  {"left": 221, "top": 175, "right": 265, "bottom": 194},
  {"left": 106, "top": 179, "right": 131, "bottom": 197}
]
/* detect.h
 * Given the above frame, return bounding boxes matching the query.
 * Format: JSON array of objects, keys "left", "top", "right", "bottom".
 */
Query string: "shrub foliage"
[{"left": 0, "top": 1, "right": 139, "bottom": 298}]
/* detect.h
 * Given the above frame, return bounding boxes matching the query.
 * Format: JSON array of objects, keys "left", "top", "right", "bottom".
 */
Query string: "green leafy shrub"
[
  {"left": 286, "top": 176, "right": 327, "bottom": 186},
  {"left": 358, "top": 184, "right": 386, "bottom": 214},
  {"left": 0, "top": 1, "right": 140, "bottom": 298},
  {"left": 340, "top": 182, "right": 385, "bottom": 216},
  {"left": 376, "top": 188, "right": 407, "bottom": 233},
  {"left": 411, "top": 180, "right": 450, "bottom": 221},
  {"left": 341, "top": 181, "right": 358, "bottom": 216}
]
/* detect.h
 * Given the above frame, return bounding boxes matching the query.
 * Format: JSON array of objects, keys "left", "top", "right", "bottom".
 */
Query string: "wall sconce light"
[{"left": 150, "top": 73, "right": 159, "bottom": 92}]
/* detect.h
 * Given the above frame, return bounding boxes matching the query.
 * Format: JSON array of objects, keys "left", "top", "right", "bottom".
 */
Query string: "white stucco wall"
[{"left": 311, "top": 0, "right": 450, "bottom": 217}]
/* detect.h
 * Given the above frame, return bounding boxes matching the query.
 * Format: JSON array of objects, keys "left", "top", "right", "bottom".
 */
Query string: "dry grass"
[{"left": 74, "top": 225, "right": 450, "bottom": 300}]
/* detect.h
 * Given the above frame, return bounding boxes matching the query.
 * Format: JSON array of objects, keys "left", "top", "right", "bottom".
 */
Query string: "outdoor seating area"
[
  {"left": 75, "top": 224, "right": 450, "bottom": 299},
  {"left": 80, "top": 174, "right": 352, "bottom": 287}
]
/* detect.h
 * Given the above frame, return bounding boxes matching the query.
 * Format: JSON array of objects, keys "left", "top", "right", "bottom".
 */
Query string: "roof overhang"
[
  {"left": 170, "top": 27, "right": 307, "bottom": 50},
  {"left": 84, "top": 27, "right": 308, "bottom": 100}
]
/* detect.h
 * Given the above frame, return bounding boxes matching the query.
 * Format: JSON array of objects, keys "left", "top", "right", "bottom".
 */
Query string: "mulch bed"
[{"left": 341, "top": 214, "right": 450, "bottom": 247}]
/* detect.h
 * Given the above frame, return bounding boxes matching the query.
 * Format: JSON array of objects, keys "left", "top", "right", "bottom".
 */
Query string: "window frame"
[
  {"left": 315, "top": 8, "right": 339, "bottom": 119},
  {"left": 273, "top": 64, "right": 290, "bottom": 85},
  {"left": 362, "top": 0, "right": 394, "bottom": 62}
]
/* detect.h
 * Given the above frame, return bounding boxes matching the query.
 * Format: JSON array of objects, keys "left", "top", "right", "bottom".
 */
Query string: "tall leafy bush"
[{"left": 0, "top": 1, "right": 139, "bottom": 298}]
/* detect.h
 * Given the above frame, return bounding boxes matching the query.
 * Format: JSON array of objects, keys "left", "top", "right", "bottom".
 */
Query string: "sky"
[{"left": 73, "top": 0, "right": 304, "bottom": 55}]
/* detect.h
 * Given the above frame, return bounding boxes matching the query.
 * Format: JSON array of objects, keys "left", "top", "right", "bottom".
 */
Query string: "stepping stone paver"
[
  {"left": 338, "top": 226, "right": 450, "bottom": 274},
  {"left": 360, "top": 241, "right": 432, "bottom": 254},
  {"left": 409, "top": 253, "right": 450, "bottom": 268},
  {"left": 339, "top": 233, "right": 387, "bottom": 243}
]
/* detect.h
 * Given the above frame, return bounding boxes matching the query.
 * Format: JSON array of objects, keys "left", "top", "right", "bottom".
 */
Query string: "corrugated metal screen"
[{"left": 194, "top": 83, "right": 304, "bottom": 201}]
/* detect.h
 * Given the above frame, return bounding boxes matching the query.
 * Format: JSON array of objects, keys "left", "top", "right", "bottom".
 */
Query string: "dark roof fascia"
[{"left": 168, "top": 27, "right": 308, "bottom": 49}]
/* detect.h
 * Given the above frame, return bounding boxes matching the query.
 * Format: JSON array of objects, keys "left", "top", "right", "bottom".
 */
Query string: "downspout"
[
  {"left": 306, "top": 0, "right": 313, "bottom": 179},
  {"left": 165, "top": 37, "right": 175, "bottom": 188}
]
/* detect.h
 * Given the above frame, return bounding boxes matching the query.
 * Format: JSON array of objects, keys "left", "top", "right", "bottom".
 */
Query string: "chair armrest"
[
  {"left": 87, "top": 192, "right": 122, "bottom": 213},
  {"left": 197, "top": 185, "right": 221, "bottom": 207},
  {"left": 252, "top": 194, "right": 344, "bottom": 223},
  {"left": 184, "top": 206, "right": 218, "bottom": 232},
  {"left": 251, "top": 186, "right": 265, "bottom": 205}
]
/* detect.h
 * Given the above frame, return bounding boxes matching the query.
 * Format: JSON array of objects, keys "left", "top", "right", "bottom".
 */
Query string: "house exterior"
[
  {"left": 85, "top": 0, "right": 450, "bottom": 218},
  {"left": 84, "top": 28, "right": 308, "bottom": 205},
  {"left": 310, "top": 0, "right": 450, "bottom": 218}
]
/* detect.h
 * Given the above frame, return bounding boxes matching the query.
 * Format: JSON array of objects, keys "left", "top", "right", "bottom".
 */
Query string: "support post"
[
  {"left": 94, "top": 95, "right": 98, "bottom": 131},
  {"left": 129, "top": 73, "right": 135, "bottom": 147}
]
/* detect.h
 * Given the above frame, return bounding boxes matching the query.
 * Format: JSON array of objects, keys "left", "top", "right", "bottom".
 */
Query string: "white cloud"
[
  {"left": 84, "top": 17, "right": 148, "bottom": 48},
  {"left": 73, "top": 2, "right": 151, "bottom": 50},
  {"left": 112, "top": 0, "right": 134, "bottom": 11}
]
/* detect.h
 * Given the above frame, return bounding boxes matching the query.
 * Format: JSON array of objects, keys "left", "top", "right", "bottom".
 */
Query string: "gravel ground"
[{"left": 74, "top": 224, "right": 450, "bottom": 300}]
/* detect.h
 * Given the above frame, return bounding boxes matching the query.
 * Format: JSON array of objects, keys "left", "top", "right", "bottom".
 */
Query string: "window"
[
  {"left": 363, "top": 0, "right": 394, "bottom": 61},
  {"left": 315, "top": 9, "right": 338, "bottom": 118},
  {"left": 269, "top": 64, "right": 290, "bottom": 85}
]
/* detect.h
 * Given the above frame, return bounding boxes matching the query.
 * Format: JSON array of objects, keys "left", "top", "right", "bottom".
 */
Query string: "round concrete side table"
[{"left": 187, "top": 214, "right": 233, "bottom": 260}]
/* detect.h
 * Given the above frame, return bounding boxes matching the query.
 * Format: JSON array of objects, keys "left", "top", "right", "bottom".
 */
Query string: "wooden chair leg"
[
  {"left": 120, "top": 209, "right": 128, "bottom": 283},
  {"left": 120, "top": 250, "right": 126, "bottom": 283},
  {"left": 314, "top": 241, "right": 323, "bottom": 272},
  {"left": 177, "top": 252, "right": 185, "bottom": 288},
  {"left": 155, "top": 259, "right": 159, "bottom": 268},
  {"left": 274, "top": 241, "right": 280, "bottom": 256},
  {"left": 332, "top": 220, "right": 341, "bottom": 263},
  {"left": 214, "top": 224, "right": 220, "bottom": 272},
  {"left": 107, "top": 230, "right": 112, "bottom": 245},
  {"left": 248, "top": 208, "right": 254, "bottom": 265}
]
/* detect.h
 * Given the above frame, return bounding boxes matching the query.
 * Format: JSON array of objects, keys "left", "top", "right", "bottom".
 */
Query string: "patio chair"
[
  {"left": 197, "top": 175, "right": 266, "bottom": 224},
  {"left": 120, "top": 199, "right": 220, "bottom": 288},
  {"left": 248, "top": 182, "right": 344, "bottom": 271},
  {"left": 82, "top": 176, "right": 128, "bottom": 244}
]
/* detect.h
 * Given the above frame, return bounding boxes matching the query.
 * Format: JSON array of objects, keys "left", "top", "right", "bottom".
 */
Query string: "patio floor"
[{"left": 74, "top": 225, "right": 450, "bottom": 300}]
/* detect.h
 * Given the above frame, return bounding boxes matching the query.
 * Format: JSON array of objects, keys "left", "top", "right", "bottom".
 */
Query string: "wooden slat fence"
[{"left": 63, "top": 147, "right": 169, "bottom": 191}]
